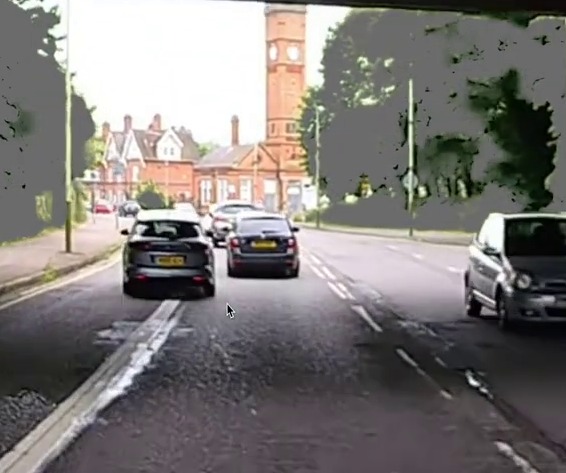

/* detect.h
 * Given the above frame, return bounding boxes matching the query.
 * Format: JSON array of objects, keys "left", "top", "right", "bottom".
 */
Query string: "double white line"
[{"left": 303, "top": 251, "right": 354, "bottom": 300}]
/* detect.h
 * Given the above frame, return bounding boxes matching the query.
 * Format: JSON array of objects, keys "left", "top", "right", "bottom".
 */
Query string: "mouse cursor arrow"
[{"left": 226, "top": 303, "right": 235, "bottom": 319}]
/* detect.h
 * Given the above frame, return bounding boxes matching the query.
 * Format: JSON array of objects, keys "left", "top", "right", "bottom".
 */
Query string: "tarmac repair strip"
[{"left": 0, "top": 299, "right": 181, "bottom": 473}]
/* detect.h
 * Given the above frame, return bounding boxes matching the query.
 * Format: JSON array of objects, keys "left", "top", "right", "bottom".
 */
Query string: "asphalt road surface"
[
  {"left": 35, "top": 246, "right": 522, "bottom": 473},
  {"left": 0, "top": 233, "right": 560, "bottom": 472},
  {"left": 298, "top": 228, "right": 566, "bottom": 465}
]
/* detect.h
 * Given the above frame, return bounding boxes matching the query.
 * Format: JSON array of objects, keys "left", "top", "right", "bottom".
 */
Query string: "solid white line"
[
  {"left": 396, "top": 347, "right": 419, "bottom": 368},
  {"left": 494, "top": 441, "right": 540, "bottom": 473},
  {"left": 310, "top": 255, "right": 322, "bottom": 265},
  {"left": 351, "top": 304, "right": 382, "bottom": 333},
  {"left": 327, "top": 281, "right": 346, "bottom": 299},
  {"left": 412, "top": 253, "right": 423, "bottom": 260},
  {"left": 321, "top": 266, "right": 336, "bottom": 281},
  {"left": 336, "top": 282, "right": 355, "bottom": 300},
  {"left": 308, "top": 263, "right": 326, "bottom": 280},
  {"left": 0, "top": 253, "right": 120, "bottom": 312}
]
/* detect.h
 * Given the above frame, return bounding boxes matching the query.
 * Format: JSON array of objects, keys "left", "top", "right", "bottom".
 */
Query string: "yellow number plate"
[
  {"left": 156, "top": 256, "right": 185, "bottom": 266},
  {"left": 252, "top": 241, "right": 277, "bottom": 249}
]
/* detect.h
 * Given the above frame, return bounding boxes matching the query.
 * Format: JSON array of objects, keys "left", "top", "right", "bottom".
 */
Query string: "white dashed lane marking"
[
  {"left": 336, "top": 282, "right": 355, "bottom": 300},
  {"left": 412, "top": 253, "right": 423, "bottom": 260},
  {"left": 447, "top": 266, "right": 462, "bottom": 274},
  {"left": 321, "top": 266, "right": 337, "bottom": 281},
  {"left": 310, "top": 254, "right": 322, "bottom": 265},
  {"left": 327, "top": 281, "right": 347, "bottom": 299},
  {"left": 395, "top": 348, "right": 453, "bottom": 401},
  {"left": 351, "top": 304, "right": 382, "bottom": 333},
  {"left": 494, "top": 441, "right": 540, "bottom": 473},
  {"left": 386, "top": 244, "right": 398, "bottom": 251},
  {"left": 308, "top": 263, "right": 326, "bottom": 280}
]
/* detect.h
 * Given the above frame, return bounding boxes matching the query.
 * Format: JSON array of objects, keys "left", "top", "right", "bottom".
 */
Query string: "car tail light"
[
  {"left": 213, "top": 216, "right": 227, "bottom": 224},
  {"left": 229, "top": 238, "right": 240, "bottom": 249},
  {"left": 287, "top": 238, "right": 297, "bottom": 253}
]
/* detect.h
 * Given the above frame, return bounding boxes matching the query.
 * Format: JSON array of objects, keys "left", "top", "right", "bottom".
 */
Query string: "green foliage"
[
  {"left": 197, "top": 142, "right": 220, "bottom": 157},
  {"left": 35, "top": 191, "right": 53, "bottom": 223},
  {"left": 136, "top": 181, "right": 174, "bottom": 209},
  {"left": 85, "top": 136, "right": 105, "bottom": 169}
]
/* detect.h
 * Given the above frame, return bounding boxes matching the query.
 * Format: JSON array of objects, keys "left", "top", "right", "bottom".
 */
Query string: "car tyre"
[
  {"left": 203, "top": 282, "right": 216, "bottom": 298},
  {"left": 465, "top": 283, "right": 482, "bottom": 317},
  {"left": 288, "top": 264, "right": 300, "bottom": 278},
  {"left": 227, "top": 263, "right": 238, "bottom": 278},
  {"left": 496, "top": 292, "right": 515, "bottom": 331},
  {"left": 212, "top": 238, "right": 222, "bottom": 248},
  {"left": 122, "top": 281, "right": 140, "bottom": 299}
]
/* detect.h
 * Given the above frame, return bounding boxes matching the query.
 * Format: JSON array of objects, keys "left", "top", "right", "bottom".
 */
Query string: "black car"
[
  {"left": 118, "top": 200, "right": 141, "bottom": 217},
  {"left": 225, "top": 211, "right": 300, "bottom": 278},
  {"left": 121, "top": 209, "right": 216, "bottom": 298},
  {"left": 465, "top": 212, "right": 566, "bottom": 330}
]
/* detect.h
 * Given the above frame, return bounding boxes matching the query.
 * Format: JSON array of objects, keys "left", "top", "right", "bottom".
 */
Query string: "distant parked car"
[
  {"left": 94, "top": 200, "right": 114, "bottom": 214},
  {"left": 118, "top": 200, "right": 141, "bottom": 217},
  {"left": 206, "top": 200, "right": 264, "bottom": 247}
]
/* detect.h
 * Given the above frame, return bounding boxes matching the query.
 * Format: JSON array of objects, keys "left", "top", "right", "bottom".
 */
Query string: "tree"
[
  {"left": 197, "top": 142, "right": 220, "bottom": 157},
  {"left": 0, "top": 0, "right": 95, "bottom": 240},
  {"left": 136, "top": 181, "right": 174, "bottom": 210},
  {"left": 85, "top": 136, "right": 106, "bottom": 169}
]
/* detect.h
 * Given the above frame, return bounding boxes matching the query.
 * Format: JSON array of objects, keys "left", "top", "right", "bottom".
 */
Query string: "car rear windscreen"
[
  {"left": 133, "top": 220, "right": 200, "bottom": 239},
  {"left": 217, "top": 204, "right": 258, "bottom": 214},
  {"left": 237, "top": 218, "right": 291, "bottom": 234}
]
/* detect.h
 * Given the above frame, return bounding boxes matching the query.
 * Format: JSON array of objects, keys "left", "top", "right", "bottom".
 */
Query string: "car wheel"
[
  {"left": 496, "top": 292, "right": 515, "bottom": 331},
  {"left": 288, "top": 263, "right": 300, "bottom": 278},
  {"left": 227, "top": 262, "right": 238, "bottom": 278},
  {"left": 212, "top": 238, "right": 221, "bottom": 248},
  {"left": 203, "top": 282, "right": 216, "bottom": 298},
  {"left": 122, "top": 281, "right": 139, "bottom": 298},
  {"left": 465, "top": 282, "right": 482, "bottom": 317}
]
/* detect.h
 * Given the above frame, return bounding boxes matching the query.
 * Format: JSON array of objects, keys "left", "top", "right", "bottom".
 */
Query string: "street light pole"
[
  {"left": 314, "top": 106, "right": 321, "bottom": 229},
  {"left": 64, "top": 0, "right": 73, "bottom": 252},
  {"left": 407, "top": 77, "right": 415, "bottom": 238}
]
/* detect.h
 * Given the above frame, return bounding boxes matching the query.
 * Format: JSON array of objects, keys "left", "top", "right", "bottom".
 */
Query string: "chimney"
[
  {"left": 101, "top": 122, "right": 110, "bottom": 141},
  {"left": 231, "top": 115, "right": 239, "bottom": 146},
  {"left": 124, "top": 114, "right": 132, "bottom": 132},
  {"left": 152, "top": 113, "right": 162, "bottom": 131}
]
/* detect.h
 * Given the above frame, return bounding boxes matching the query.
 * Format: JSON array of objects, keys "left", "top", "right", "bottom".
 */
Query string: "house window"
[
  {"left": 217, "top": 179, "right": 229, "bottom": 202},
  {"left": 285, "top": 122, "right": 297, "bottom": 134},
  {"left": 239, "top": 178, "right": 252, "bottom": 201},
  {"left": 199, "top": 179, "right": 212, "bottom": 204},
  {"left": 131, "top": 165, "right": 140, "bottom": 183}
]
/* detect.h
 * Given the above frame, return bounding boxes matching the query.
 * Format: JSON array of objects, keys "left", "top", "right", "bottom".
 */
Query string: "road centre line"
[
  {"left": 321, "top": 266, "right": 337, "bottom": 281},
  {"left": 327, "top": 281, "right": 347, "bottom": 299},
  {"left": 494, "top": 441, "right": 540, "bottom": 473},
  {"left": 308, "top": 263, "right": 326, "bottom": 280},
  {"left": 351, "top": 304, "right": 383, "bottom": 333},
  {"left": 395, "top": 348, "right": 453, "bottom": 401},
  {"left": 310, "top": 254, "right": 322, "bottom": 265},
  {"left": 336, "top": 282, "right": 355, "bottom": 300}
]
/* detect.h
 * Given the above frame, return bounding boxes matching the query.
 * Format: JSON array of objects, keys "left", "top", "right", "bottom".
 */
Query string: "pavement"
[
  {"left": 0, "top": 213, "right": 130, "bottom": 295},
  {"left": 0, "top": 228, "right": 565, "bottom": 471}
]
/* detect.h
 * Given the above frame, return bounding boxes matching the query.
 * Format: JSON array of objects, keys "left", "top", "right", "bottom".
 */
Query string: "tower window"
[
  {"left": 270, "top": 123, "right": 276, "bottom": 135},
  {"left": 285, "top": 122, "right": 297, "bottom": 134}
]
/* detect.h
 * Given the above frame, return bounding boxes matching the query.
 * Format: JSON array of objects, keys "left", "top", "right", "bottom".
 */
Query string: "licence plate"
[
  {"left": 251, "top": 240, "right": 277, "bottom": 249},
  {"left": 156, "top": 256, "right": 185, "bottom": 267}
]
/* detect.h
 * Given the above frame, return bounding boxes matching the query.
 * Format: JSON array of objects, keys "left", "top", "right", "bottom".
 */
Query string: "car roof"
[
  {"left": 136, "top": 209, "right": 201, "bottom": 223},
  {"left": 489, "top": 212, "right": 566, "bottom": 221},
  {"left": 236, "top": 210, "right": 286, "bottom": 220},
  {"left": 215, "top": 200, "right": 257, "bottom": 208}
]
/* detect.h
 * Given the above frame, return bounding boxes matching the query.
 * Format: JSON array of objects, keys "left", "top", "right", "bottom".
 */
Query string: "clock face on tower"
[
  {"left": 269, "top": 44, "right": 278, "bottom": 61},
  {"left": 286, "top": 45, "right": 300, "bottom": 62}
]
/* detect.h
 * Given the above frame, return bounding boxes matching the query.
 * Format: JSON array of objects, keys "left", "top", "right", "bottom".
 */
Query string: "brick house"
[{"left": 91, "top": 113, "right": 201, "bottom": 204}]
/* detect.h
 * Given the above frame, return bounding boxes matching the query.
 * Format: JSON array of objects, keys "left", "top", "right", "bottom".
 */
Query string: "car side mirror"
[
  {"left": 291, "top": 226, "right": 300, "bottom": 232},
  {"left": 120, "top": 229, "right": 129, "bottom": 236}
]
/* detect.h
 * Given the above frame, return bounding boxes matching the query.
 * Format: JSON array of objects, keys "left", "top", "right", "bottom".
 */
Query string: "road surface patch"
[{"left": 0, "top": 299, "right": 181, "bottom": 473}]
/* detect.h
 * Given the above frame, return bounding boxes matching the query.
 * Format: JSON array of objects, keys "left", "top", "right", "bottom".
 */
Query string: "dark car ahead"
[
  {"left": 118, "top": 200, "right": 141, "bottom": 217},
  {"left": 225, "top": 211, "right": 300, "bottom": 278},
  {"left": 121, "top": 209, "right": 215, "bottom": 299},
  {"left": 208, "top": 200, "right": 263, "bottom": 247},
  {"left": 465, "top": 212, "right": 566, "bottom": 330}
]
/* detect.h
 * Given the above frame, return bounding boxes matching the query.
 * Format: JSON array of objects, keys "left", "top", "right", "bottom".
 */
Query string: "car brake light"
[
  {"left": 229, "top": 238, "right": 240, "bottom": 249},
  {"left": 287, "top": 238, "right": 296, "bottom": 248},
  {"left": 129, "top": 242, "right": 151, "bottom": 251}
]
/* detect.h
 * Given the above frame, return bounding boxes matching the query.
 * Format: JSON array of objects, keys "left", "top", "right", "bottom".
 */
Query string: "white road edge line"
[
  {"left": 395, "top": 348, "right": 453, "bottom": 401},
  {"left": 0, "top": 253, "right": 121, "bottom": 312},
  {"left": 308, "top": 263, "right": 326, "bottom": 280},
  {"left": 0, "top": 299, "right": 181, "bottom": 473},
  {"left": 494, "top": 441, "right": 540, "bottom": 473},
  {"left": 351, "top": 304, "right": 383, "bottom": 333},
  {"left": 336, "top": 282, "right": 355, "bottom": 300},
  {"left": 327, "top": 281, "right": 347, "bottom": 299},
  {"left": 320, "top": 266, "right": 337, "bottom": 281}
]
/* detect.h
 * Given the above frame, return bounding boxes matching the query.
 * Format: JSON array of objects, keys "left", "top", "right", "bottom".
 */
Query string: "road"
[
  {"left": 0, "top": 230, "right": 562, "bottom": 472},
  {"left": 0, "top": 238, "right": 531, "bottom": 472}
]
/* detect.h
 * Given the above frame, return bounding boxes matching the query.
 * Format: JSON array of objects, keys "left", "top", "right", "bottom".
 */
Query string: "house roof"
[{"left": 195, "top": 144, "right": 255, "bottom": 169}]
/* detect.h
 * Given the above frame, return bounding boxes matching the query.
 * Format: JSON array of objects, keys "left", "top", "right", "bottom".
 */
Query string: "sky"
[{"left": 42, "top": 0, "right": 349, "bottom": 145}]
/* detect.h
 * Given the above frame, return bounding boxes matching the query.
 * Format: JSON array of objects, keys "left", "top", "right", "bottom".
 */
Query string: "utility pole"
[
  {"left": 314, "top": 106, "right": 321, "bottom": 229},
  {"left": 407, "top": 77, "right": 416, "bottom": 238},
  {"left": 64, "top": 0, "right": 73, "bottom": 253}
]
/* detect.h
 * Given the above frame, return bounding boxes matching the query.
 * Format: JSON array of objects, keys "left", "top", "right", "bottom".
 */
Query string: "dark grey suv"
[{"left": 465, "top": 212, "right": 566, "bottom": 330}]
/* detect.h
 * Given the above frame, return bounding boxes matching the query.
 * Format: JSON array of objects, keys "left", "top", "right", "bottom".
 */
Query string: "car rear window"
[
  {"left": 133, "top": 220, "right": 200, "bottom": 239},
  {"left": 217, "top": 204, "right": 257, "bottom": 214},
  {"left": 237, "top": 217, "right": 291, "bottom": 234},
  {"left": 505, "top": 217, "right": 566, "bottom": 256}
]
